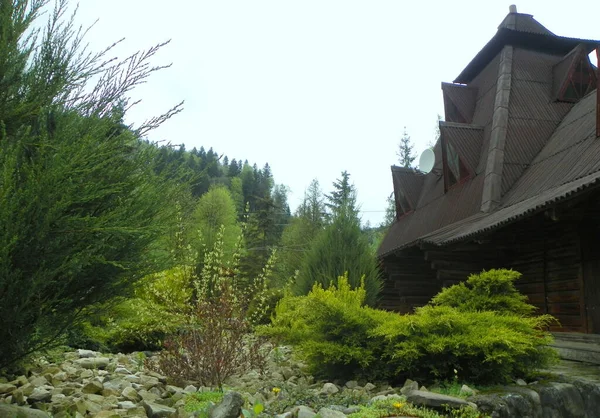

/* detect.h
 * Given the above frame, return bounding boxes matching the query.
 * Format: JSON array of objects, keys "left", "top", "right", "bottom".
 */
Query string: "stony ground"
[
  {"left": 0, "top": 346, "right": 478, "bottom": 418},
  {"left": 1, "top": 346, "right": 600, "bottom": 417}
]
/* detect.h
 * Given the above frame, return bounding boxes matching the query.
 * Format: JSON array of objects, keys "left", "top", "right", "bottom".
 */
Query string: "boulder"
[
  {"left": 344, "top": 381, "right": 358, "bottom": 389},
  {"left": 74, "top": 358, "right": 110, "bottom": 370},
  {"left": 400, "top": 379, "right": 418, "bottom": 395},
  {"left": 406, "top": 390, "right": 474, "bottom": 411},
  {"left": 460, "top": 384, "right": 477, "bottom": 396},
  {"left": 320, "top": 383, "right": 339, "bottom": 395},
  {"left": 82, "top": 381, "right": 103, "bottom": 395},
  {"left": 294, "top": 405, "right": 317, "bottom": 418},
  {"left": 27, "top": 388, "right": 52, "bottom": 403},
  {"left": 122, "top": 387, "right": 140, "bottom": 402},
  {"left": 364, "top": 383, "right": 376, "bottom": 391},
  {"left": 0, "top": 404, "right": 51, "bottom": 417},
  {"left": 77, "top": 349, "right": 98, "bottom": 358},
  {"left": 0, "top": 384, "right": 16, "bottom": 395},
  {"left": 141, "top": 400, "right": 176, "bottom": 418},
  {"left": 210, "top": 391, "right": 244, "bottom": 418},
  {"left": 535, "top": 382, "right": 586, "bottom": 418},
  {"left": 316, "top": 407, "right": 346, "bottom": 418}
]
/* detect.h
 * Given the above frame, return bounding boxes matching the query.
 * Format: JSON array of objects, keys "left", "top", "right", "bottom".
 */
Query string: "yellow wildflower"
[
  {"left": 272, "top": 387, "right": 281, "bottom": 395},
  {"left": 393, "top": 402, "right": 404, "bottom": 409}
]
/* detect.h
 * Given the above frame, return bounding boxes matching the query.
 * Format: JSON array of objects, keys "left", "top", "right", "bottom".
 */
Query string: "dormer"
[
  {"left": 439, "top": 122, "right": 483, "bottom": 191},
  {"left": 553, "top": 44, "right": 597, "bottom": 103},
  {"left": 441, "top": 83, "right": 478, "bottom": 124},
  {"left": 391, "top": 166, "right": 424, "bottom": 219}
]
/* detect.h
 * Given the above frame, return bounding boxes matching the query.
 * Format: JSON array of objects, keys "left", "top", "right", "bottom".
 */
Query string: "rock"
[
  {"left": 400, "top": 379, "right": 419, "bottom": 395},
  {"left": 122, "top": 387, "right": 140, "bottom": 402},
  {"left": 342, "top": 406, "right": 361, "bottom": 414},
  {"left": 0, "top": 404, "right": 51, "bottom": 417},
  {"left": 138, "top": 389, "right": 159, "bottom": 402},
  {"left": 12, "top": 390, "right": 25, "bottom": 405},
  {"left": 420, "top": 385, "right": 428, "bottom": 391},
  {"left": 140, "top": 375, "right": 160, "bottom": 389},
  {"left": 271, "top": 372, "right": 284, "bottom": 382},
  {"left": 535, "top": 382, "right": 585, "bottom": 418},
  {"left": 93, "top": 411, "right": 121, "bottom": 418},
  {"left": 29, "top": 376, "right": 49, "bottom": 387},
  {"left": 460, "top": 384, "right": 477, "bottom": 396},
  {"left": 370, "top": 394, "right": 402, "bottom": 403},
  {"left": 11, "top": 376, "right": 28, "bottom": 387},
  {"left": 74, "top": 358, "right": 110, "bottom": 370},
  {"left": 516, "top": 379, "right": 527, "bottom": 386},
  {"left": 320, "top": 383, "right": 339, "bottom": 395},
  {"left": 118, "top": 400, "right": 137, "bottom": 410},
  {"left": 573, "top": 380, "right": 600, "bottom": 418},
  {"left": 316, "top": 407, "right": 347, "bottom": 418},
  {"left": 210, "top": 391, "right": 244, "bottom": 418},
  {"left": 279, "top": 367, "right": 295, "bottom": 380},
  {"left": 274, "top": 413, "right": 293, "bottom": 418},
  {"left": 82, "top": 400, "right": 102, "bottom": 415},
  {"left": 141, "top": 400, "right": 176, "bottom": 418},
  {"left": 114, "top": 367, "right": 131, "bottom": 374},
  {"left": 124, "top": 375, "right": 141, "bottom": 383},
  {"left": 183, "top": 385, "right": 197, "bottom": 394},
  {"left": 406, "top": 390, "right": 474, "bottom": 411},
  {"left": 82, "top": 380, "right": 103, "bottom": 395},
  {"left": 77, "top": 349, "right": 98, "bottom": 358},
  {"left": 364, "top": 383, "right": 376, "bottom": 391},
  {"left": 0, "top": 383, "right": 17, "bottom": 394},
  {"left": 345, "top": 381, "right": 358, "bottom": 389},
  {"left": 294, "top": 405, "right": 317, "bottom": 418},
  {"left": 27, "top": 388, "right": 52, "bottom": 403}
]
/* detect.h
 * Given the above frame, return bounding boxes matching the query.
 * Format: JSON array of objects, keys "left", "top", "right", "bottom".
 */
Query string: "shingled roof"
[{"left": 378, "top": 6, "right": 600, "bottom": 259}]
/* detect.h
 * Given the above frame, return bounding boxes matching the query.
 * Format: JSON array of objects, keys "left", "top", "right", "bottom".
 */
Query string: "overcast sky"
[{"left": 72, "top": 1, "right": 600, "bottom": 226}]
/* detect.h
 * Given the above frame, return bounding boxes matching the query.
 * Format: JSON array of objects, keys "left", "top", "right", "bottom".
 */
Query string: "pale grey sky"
[{"left": 72, "top": 1, "right": 600, "bottom": 225}]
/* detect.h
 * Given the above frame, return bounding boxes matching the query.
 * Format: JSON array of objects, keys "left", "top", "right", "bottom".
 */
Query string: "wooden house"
[{"left": 377, "top": 5, "right": 600, "bottom": 349}]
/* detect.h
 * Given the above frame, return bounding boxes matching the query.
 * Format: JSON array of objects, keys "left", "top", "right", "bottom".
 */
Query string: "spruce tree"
[
  {"left": 397, "top": 127, "right": 416, "bottom": 168},
  {"left": 295, "top": 172, "right": 382, "bottom": 305}
]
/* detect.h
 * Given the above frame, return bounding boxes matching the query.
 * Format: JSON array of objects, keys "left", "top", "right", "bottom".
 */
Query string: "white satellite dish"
[{"left": 418, "top": 148, "right": 435, "bottom": 173}]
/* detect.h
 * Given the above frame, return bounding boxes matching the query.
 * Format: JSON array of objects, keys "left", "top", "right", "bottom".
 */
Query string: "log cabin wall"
[{"left": 379, "top": 248, "right": 440, "bottom": 313}]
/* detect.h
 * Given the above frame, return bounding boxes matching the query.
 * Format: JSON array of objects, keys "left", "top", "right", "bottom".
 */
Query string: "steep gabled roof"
[
  {"left": 378, "top": 7, "right": 600, "bottom": 259},
  {"left": 379, "top": 90, "right": 599, "bottom": 257},
  {"left": 455, "top": 11, "right": 599, "bottom": 84}
]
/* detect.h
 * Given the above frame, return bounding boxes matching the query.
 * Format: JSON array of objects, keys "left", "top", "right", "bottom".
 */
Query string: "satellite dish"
[{"left": 418, "top": 148, "right": 435, "bottom": 173}]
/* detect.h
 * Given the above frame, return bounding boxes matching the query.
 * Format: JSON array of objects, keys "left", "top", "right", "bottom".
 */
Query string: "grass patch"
[
  {"left": 184, "top": 391, "right": 224, "bottom": 415},
  {"left": 346, "top": 398, "right": 485, "bottom": 418}
]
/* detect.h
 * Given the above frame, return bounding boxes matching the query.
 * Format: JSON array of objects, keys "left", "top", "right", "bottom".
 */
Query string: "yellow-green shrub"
[
  {"left": 262, "top": 269, "right": 558, "bottom": 384},
  {"left": 78, "top": 267, "right": 193, "bottom": 351}
]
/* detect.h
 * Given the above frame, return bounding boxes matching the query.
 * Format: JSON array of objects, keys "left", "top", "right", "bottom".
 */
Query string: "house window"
[
  {"left": 443, "top": 141, "right": 470, "bottom": 190},
  {"left": 558, "top": 56, "right": 597, "bottom": 102}
]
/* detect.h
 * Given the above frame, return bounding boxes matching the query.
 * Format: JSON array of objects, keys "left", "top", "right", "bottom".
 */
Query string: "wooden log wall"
[{"left": 380, "top": 249, "right": 440, "bottom": 313}]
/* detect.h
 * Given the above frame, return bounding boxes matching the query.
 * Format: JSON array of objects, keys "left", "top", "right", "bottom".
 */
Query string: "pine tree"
[{"left": 397, "top": 127, "right": 416, "bottom": 168}]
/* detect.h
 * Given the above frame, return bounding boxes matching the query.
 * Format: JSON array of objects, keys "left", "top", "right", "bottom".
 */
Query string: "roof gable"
[{"left": 441, "top": 83, "right": 478, "bottom": 124}]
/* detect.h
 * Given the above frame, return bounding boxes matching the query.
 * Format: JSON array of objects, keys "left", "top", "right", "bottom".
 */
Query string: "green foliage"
[
  {"left": 264, "top": 269, "right": 558, "bottom": 385},
  {"left": 373, "top": 304, "right": 557, "bottom": 384},
  {"left": 397, "top": 127, "right": 416, "bottom": 168},
  {"left": 264, "top": 381, "right": 371, "bottom": 416},
  {"left": 262, "top": 275, "right": 388, "bottom": 381},
  {"left": 77, "top": 267, "right": 193, "bottom": 351},
  {"left": 191, "top": 185, "right": 241, "bottom": 264},
  {"left": 184, "top": 391, "right": 224, "bottom": 415},
  {"left": 294, "top": 214, "right": 382, "bottom": 306},
  {"left": 431, "top": 269, "right": 536, "bottom": 316},
  {"left": 0, "top": 0, "right": 181, "bottom": 369},
  {"left": 347, "top": 397, "right": 484, "bottom": 418},
  {"left": 153, "top": 226, "right": 270, "bottom": 390}
]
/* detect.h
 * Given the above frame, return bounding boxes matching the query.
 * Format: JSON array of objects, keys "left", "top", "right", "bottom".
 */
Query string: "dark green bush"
[{"left": 263, "top": 269, "right": 558, "bottom": 384}]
